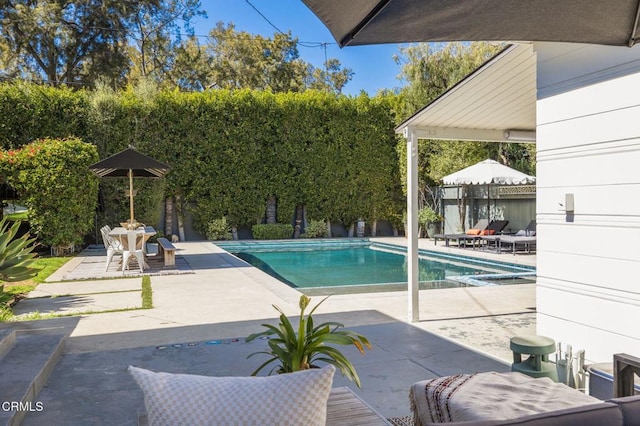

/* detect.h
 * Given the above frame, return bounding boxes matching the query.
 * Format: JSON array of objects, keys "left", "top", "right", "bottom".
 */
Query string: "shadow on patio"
[{"left": 16, "top": 310, "right": 510, "bottom": 424}]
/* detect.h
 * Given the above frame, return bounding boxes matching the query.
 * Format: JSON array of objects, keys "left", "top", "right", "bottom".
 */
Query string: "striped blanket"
[{"left": 410, "top": 372, "right": 600, "bottom": 425}]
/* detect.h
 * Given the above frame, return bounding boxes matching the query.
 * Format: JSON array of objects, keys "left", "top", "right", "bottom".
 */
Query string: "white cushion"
[{"left": 129, "top": 365, "right": 335, "bottom": 426}]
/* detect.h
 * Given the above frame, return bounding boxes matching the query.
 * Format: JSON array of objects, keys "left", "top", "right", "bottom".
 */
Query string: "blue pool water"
[{"left": 216, "top": 239, "right": 535, "bottom": 293}]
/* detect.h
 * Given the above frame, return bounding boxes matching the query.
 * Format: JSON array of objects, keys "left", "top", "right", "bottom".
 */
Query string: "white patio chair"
[
  {"left": 122, "top": 230, "right": 144, "bottom": 273},
  {"left": 100, "top": 225, "right": 123, "bottom": 272}
]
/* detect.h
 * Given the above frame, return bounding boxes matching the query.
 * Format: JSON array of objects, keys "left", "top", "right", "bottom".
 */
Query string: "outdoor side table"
[{"left": 510, "top": 334, "right": 559, "bottom": 382}]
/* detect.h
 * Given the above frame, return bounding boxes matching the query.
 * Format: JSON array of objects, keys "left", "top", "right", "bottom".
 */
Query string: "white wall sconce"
[{"left": 564, "top": 193, "right": 574, "bottom": 213}]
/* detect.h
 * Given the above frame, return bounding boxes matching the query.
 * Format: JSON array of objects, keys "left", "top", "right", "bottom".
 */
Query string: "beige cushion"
[{"left": 128, "top": 365, "right": 335, "bottom": 426}]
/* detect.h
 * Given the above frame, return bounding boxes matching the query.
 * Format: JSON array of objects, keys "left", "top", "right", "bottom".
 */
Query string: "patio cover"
[
  {"left": 396, "top": 43, "right": 536, "bottom": 143},
  {"left": 301, "top": 0, "right": 640, "bottom": 48},
  {"left": 394, "top": 44, "right": 536, "bottom": 322}
]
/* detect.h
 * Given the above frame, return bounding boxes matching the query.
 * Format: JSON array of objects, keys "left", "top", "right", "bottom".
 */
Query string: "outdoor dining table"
[{"left": 108, "top": 226, "right": 157, "bottom": 270}]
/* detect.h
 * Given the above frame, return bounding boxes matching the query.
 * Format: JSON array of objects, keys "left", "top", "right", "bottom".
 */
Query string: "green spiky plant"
[
  {"left": 0, "top": 218, "right": 39, "bottom": 282},
  {"left": 246, "top": 295, "right": 372, "bottom": 387}
]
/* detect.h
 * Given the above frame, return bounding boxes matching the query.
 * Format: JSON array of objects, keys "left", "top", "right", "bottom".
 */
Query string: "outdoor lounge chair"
[
  {"left": 481, "top": 220, "right": 535, "bottom": 251},
  {"left": 497, "top": 220, "right": 537, "bottom": 254},
  {"left": 433, "top": 219, "right": 490, "bottom": 247},
  {"left": 457, "top": 219, "right": 510, "bottom": 249}
]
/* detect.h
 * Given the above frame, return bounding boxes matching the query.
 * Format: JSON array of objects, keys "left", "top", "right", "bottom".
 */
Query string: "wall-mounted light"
[
  {"left": 565, "top": 193, "right": 574, "bottom": 213},
  {"left": 504, "top": 130, "right": 536, "bottom": 142}
]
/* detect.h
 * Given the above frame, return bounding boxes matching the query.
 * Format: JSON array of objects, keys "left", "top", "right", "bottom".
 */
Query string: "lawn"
[{"left": 0, "top": 255, "right": 71, "bottom": 321}]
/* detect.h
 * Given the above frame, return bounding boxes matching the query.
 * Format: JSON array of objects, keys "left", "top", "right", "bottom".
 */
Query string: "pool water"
[{"left": 217, "top": 240, "right": 535, "bottom": 294}]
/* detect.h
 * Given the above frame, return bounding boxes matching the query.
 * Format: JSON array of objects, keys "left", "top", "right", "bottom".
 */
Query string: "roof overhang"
[{"left": 396, "top": 43, "right": 537, "bottom": 143}]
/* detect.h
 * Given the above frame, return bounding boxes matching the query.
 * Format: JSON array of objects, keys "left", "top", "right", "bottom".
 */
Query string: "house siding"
[{"left": 535, "top": 43, "right": 640, "bottom": 362}]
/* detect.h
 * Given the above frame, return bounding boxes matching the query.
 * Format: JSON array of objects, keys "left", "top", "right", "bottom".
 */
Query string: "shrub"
[
  {"left": 206, "top": 217, "right": 233, "bottom": 241},
  {"left": 0, "top": 138, "right": 99, "bottom": 251},
  {"left": 252, "top": 224, "right": 293, "bottom": 240},
  {"left": 302, "top": 219, "right": 328, "bottom": 238},
  {"left": 418, "top": 206, "right": 442, "bottom": 227}
]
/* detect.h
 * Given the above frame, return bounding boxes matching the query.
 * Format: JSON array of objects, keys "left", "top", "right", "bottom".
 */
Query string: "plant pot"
[{"left": 426, "top": 221, "right": 442, "bottom": 238}]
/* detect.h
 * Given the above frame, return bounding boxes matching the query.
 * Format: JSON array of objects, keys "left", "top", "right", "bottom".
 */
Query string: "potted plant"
[
  {"left": 246, "top": 294, "right": 372, "bottom": 387},
  {"left": 418, "top": 206, "right": 443, "bottom": 238}
]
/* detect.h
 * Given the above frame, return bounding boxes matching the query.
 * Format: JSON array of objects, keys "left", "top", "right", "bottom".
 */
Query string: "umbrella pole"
[
  {"left": 487, "top": 184, "right": 491, "bottom": 221},
  {"left": 129, "top": 169, "right": 134, "bottom": 224}
]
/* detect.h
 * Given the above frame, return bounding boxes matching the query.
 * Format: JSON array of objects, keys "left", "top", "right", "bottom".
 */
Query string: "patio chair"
[
  {"left": 122, "top": 230, "right": 145, "bottom": 273},
  {"left": 100, "top": 225, "right": 123, "bottom": 272},
  {"left": 433, "top": 219, "right": 490, "bottom": 247}
]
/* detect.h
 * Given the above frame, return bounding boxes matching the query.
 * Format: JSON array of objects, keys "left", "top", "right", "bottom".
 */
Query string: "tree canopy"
[
  {"left": 0, "top": 3, "right": 352, "bottom": 93},
  {"left": 0, "top": 0, "right": 136, "bottom": 87},
  {"left": 170, "top": 23, "right": 353, "bottom": 93}
]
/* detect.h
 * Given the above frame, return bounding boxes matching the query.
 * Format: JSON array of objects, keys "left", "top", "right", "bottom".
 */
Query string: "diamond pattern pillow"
[{"left": 128, "top": 364, "right": 335, "bottom": 426}]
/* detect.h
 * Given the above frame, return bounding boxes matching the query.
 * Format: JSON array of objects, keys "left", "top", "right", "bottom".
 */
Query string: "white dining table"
[{"left": 108, "top": 226, "right": 157, "bottom": 269}]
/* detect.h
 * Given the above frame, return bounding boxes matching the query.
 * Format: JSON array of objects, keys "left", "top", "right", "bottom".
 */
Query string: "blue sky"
[{"left": 193, "top": 0, "right": 409, "bottom": 96}]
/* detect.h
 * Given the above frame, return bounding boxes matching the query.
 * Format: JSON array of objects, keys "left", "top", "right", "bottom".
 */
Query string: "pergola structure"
[{"left": 395, "top": 43, "right": 537, "bottom": 322}]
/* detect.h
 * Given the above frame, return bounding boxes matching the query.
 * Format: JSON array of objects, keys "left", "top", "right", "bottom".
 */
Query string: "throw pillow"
[{"left": 128, "top": 364, "right": 335, "bottom": 426}]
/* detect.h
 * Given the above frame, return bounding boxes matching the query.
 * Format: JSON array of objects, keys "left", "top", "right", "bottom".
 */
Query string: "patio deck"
[{"left": 1, "top": 237, "right": 536, "bottom": 424}]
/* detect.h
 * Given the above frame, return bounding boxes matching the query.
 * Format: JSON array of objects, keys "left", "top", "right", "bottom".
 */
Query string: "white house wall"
[{"left": 535, "top": 42, "right": 640, "bottom": 363}]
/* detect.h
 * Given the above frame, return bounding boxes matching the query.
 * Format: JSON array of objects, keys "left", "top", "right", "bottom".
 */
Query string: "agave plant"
[
  {"left": 246, "top": 294, "right": 372, "bottom": 387},
  {"left": 0, "top": 217, "right": 39, "bottom": 282}
]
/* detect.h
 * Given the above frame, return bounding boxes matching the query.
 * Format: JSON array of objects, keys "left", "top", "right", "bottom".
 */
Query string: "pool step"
[{"left": 0, "top": 330, "right": 65, "bottom": 426}]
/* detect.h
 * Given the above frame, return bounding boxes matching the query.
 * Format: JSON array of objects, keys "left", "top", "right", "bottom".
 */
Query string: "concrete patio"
[{"left": 0, "top": 237, "right": 536, "bottom": 424}]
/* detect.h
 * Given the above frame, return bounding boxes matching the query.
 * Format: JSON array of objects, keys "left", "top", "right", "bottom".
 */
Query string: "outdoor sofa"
[
  {"left": 410, "top": 353, "right": 640, "bottom": 425},
  {"left": 412, "top": 394, "right": 640, "bottom": 425}
]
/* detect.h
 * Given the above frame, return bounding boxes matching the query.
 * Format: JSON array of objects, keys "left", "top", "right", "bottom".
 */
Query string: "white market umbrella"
[
  {"left": 442, "top": 159, "right": 536, "bottom": 186},
  {"left": 442, "top": 159, "right": 535, "bottom": 220}
]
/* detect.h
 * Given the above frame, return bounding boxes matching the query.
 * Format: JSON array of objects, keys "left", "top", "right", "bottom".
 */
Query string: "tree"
[
  {"left": 126, "top": 0, "right": 205, "bottom": 85},
  {"left": 0, "top": 0, "right": 134, "bottom": 87},
  {"left": 170, "top": 23, "right": 353, "bottom": 93},
  {"left": 306, "top": 58, "right": 354, "bottom": 94},
  {"left": 395, "top": 42, "right": 502, "bottom": 118},
  {"left": 0, "top": 0, "right": 205, "bottom": 89}
]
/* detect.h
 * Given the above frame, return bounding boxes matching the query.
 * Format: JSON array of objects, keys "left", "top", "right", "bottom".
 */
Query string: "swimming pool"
[{"left": 215, "top": 239, "right": 535, "bottom": 295}]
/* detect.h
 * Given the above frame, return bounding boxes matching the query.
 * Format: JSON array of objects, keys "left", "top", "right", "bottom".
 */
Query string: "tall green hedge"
[
  {"left": 0, "top": 138, "right": 99, "bottom": 248},
  {"left": 0, "top": 83, "right": 404, "bottom": 237},
  {"left": 0, "top": 83, "right": 89, "bottom": 149}
]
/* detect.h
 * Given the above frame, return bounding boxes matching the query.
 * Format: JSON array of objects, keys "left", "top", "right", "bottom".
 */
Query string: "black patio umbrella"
[
  {"left": 89, "top": 147, "right": 170, "bottom": 226},
  {"left": 302, "top": 0, "right": 640, "bottom": 47}
]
